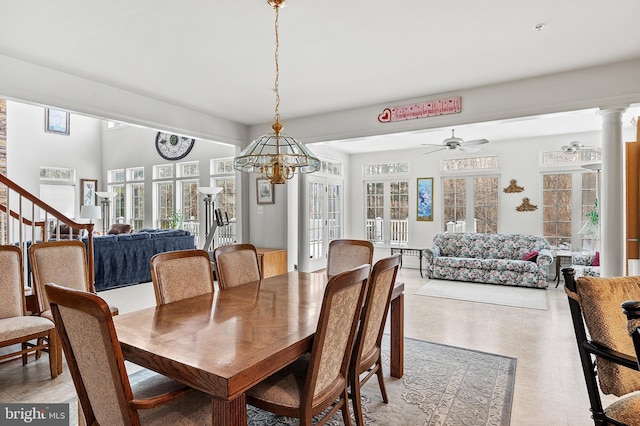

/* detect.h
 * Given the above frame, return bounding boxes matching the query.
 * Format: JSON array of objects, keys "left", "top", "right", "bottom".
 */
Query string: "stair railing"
[{"left": 0, "top": 173, "right": 96, "bottom": 292}]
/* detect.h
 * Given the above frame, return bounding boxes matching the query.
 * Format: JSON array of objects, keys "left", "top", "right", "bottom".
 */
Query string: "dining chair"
[
  {"left": 349, "top": 254, "right": 401, "bottom": 426},
  {"left": 44, "top": 283, "right": 213, "bottom": 425},
  {"left": 0, "top": 245, "right": 58, "bottom": 379},
  {"left": 213, "top": 243, "right": 261, "bottom": 290},
  {"left": 246, "top": 264, "right": 370, "bottom": 426},
  {"left": 326, "top": 239, "right": 374, "bottom": 278},
  {"left": 30, "top": 240, "right": 119, "bottom": 374},
  {"left": 562, "top": 268, "right": 640, "bottom": 425},
  {"left": 150, "top": 249, "right": 215, "bottom": 305}
]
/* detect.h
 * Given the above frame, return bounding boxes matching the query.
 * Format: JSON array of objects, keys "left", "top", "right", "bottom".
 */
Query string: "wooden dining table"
[{"left": 113, "top": 271, "right": 404, "bottom": 426}]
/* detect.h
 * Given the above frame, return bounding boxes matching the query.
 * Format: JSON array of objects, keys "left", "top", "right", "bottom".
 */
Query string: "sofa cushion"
[
  {"left": 592, "top": 251, "right": 600, "bottom": 266},
  {"left": 107, "top": 223, "right": 132, "bottom": 234}
]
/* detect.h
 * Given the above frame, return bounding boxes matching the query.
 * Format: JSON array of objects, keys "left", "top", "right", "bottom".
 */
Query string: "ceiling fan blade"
[
  {"left": 422, "top": 147, "right": 448, "bottom": 155},
  {"left": 462, "top": 138, "right": 489, "bottom": 146},
  {"left": 458, "top": 145, "right": 483, "bottom": 153},
  {"left": 420, "top": 143, "right": 448, "bottom": 147}
]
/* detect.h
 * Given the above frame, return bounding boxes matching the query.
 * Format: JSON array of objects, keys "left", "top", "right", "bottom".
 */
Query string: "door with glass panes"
[{"left": 303, "top": 176, "right": 343, "bottom": 272}]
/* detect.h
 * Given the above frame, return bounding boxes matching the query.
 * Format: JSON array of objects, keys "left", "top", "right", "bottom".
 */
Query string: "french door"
[{"left": 302, "top": 176, "right": 343, "bottom": 272}]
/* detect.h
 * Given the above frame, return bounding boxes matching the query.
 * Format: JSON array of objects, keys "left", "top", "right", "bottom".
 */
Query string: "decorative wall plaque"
[
  {"left": 516, "top": 197, "right": 538, "bottom": 212},
  {"left": 503, "top": 179, "right": 524, "bottom": 193}
]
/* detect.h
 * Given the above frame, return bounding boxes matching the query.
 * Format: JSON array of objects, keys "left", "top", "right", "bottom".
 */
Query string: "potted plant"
[
  {"left": 578, "top": 200, "right": 599, "bottom": 251},
  {"left": 170, "top": 210, "right": 182, "bottom": 229}
]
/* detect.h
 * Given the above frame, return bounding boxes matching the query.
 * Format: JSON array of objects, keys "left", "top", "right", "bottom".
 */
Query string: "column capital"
[{"left": 598, "top": 105, "right": 629, "bottom": 119}]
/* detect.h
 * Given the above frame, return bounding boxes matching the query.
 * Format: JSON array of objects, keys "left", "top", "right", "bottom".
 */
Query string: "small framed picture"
[
  {"left": 256, "top": 178, "right": 275, "bottom": 204},
  {"left": 417, "top": 177, "right": 434, "bottom": 221},
  {"left": 45, "top": 108, "right": 70, "bottom": 135},
  {"left": 80, "top": 179, "right": 98, "bottom": 207}
]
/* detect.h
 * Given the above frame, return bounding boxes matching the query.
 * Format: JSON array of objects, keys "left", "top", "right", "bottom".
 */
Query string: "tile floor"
[{"left": 0, "top": 268, "right": 603, "bottom": 425}]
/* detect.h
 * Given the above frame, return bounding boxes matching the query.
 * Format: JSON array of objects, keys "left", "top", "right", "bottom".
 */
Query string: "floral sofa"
[
  {"left": 571, "top": 252, "right": 600, "bottom": 278},
  {"left": 424, "top": 233, "right": 553, "bottom": 288}
]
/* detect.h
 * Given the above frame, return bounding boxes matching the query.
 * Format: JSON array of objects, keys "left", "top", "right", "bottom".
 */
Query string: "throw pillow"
[
  {"left": 107, "top": 223, "right": 133, "bottom": 235},
  {"left": 522, "top": 250, "right": 539, "bottom": 262},
  {"left": 592, "top": 251, "right": 600, "bottom": 266}
]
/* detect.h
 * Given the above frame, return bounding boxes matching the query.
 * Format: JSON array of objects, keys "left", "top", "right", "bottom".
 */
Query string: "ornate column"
[{"left": 600, "top": 106, "right": 628, "bottom": 277}]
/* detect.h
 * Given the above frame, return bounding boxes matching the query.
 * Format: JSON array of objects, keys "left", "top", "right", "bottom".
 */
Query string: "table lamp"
[{"left": 80, "top": 205, "right": 102, "bottom": 225}]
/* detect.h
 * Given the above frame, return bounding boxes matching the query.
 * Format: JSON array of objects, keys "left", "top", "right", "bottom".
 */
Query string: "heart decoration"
[{"left": 378, "top": 108, "right": 392, "bottom": 123}]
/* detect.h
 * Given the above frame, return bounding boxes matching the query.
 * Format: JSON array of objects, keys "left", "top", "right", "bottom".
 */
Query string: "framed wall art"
[
  {"left": 256, "top": 178, "right": 274, "bottom": 204},
  {"left": 80, "top": 179, "right": 97, "bottom": 207},
  {"left": 45, "top": 108, "right": 70, "bottom": 135},
  {"left": 417, "top": 177, "right": 434, "bottom": 221}
]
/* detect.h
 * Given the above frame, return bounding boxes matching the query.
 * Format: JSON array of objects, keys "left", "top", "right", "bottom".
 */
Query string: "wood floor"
[{"left": 0, "top": 268, "right": 603, "bottom": 425}]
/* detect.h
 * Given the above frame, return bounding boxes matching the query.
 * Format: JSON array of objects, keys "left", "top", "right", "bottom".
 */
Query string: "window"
[
  {"left": 211, "top": 158, "right": 236, "bottom": 245},
  {"left": 443, "top": 178, "right": 466, "bottom": 227},
  {"left": 175, "top": 161, "right": 200, "bottom": 236},
  {"left": 108, "top": 167, "right": 144, "bottom": 229},
  {"left": 153, "top": 165, "right": 174, "bottom": 229},
  {"left": 541, "top": 149, "right": 601, "bottom": 166},
  {"left": 442, "top": 176, "right": 499, "bottom": 233},
  {"left": 474, "top": 177, "right": 499, "bottom": 233},
  {"left": 39, "top": 167, "right": 75, "bottom": 221},
  {"left": 543, "top": 173, "right": 572, "bottom": 250},
  {"left": 365, "top": 180, "right": 409, "bottom": 245},
  {"left": 442, "top": 156, "right": 498, "bottom": 172},
  {"left": 364, "top": 162, "right": 409, "bottom": 176},
  {"left": 107, "top": 169, "right": 125, "bottom": 222}
]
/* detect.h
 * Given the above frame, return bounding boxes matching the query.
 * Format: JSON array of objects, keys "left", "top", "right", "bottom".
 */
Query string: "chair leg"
[
  {"left": 36, "top": 337, "right": 44, "bottom": 359},
  {"left": 48, "top": 330, "right": 58, "bottom": 379},
  {"left": 51, "top": 330, "right": 63, "bottom": 374},
  {"left": 374, "top": 359, "right": 389, "bottom": 403},
  {"left": 350, "top": 377, "right": 365, "bottom": 426},
  {"left": 341, "top": 389, "right": 353, "bottom": 426},
  {"left": 21, "top": 342, "right": 28, "bottom": 365}
]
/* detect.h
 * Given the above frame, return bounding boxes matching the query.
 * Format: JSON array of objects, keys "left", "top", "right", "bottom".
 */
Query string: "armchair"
[{"left": 562, "top": 268, "right": 640, "bottom": 425}]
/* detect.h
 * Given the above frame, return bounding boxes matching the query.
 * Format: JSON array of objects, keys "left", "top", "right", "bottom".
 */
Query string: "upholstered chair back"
[
  {"left": 326, "top": 239, "right": 373, "bottom": 278},
  {"left": 0, "top": 246, "right": 24, "bottom": 319},
  {"left": 213, "top": 244, "right": 261, "bottom": 290},
  {"left": 309, "top": 264, "right": 369, "bottom": 400},
  {"left": 359, "top": 254, "right": 401, "bottom": 361},
  {"left": 30, "top": 241, "right": 90, "bottom": 315},
  {"left": 150, "top": 249, "right": 215, "bottom": 305},
  {"left": 577, "top": 275, "right": 640, "bottom": 396}
]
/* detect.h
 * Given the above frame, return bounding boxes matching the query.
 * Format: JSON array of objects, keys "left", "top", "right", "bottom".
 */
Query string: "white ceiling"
[{"left": 1, "top": 0, "right": 639, "bottom": 153}]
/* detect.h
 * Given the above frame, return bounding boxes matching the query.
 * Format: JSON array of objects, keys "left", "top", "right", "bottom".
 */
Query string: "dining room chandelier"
[{"left": 233, "top": 0, "right": 320, "bottom": 184}]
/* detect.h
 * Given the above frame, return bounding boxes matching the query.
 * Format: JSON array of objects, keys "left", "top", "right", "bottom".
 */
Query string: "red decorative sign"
[{"left": 377, "top": 97, "right": 462, "bottom": 123}]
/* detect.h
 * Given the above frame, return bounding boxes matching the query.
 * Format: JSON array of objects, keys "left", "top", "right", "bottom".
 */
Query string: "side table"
[
  {"left": 554, "top": 250, "right": 573, "bottom": 288},
  {"left": 390, "top": 247, "right": 426, "bottom": 278}
]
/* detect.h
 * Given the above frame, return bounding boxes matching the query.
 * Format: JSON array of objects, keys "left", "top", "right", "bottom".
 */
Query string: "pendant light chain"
[
  {"left": 232, "top": 0, "right": 321, "bottom": 184},
  {"left": 273, "top": 4, "right": 281, "bottom": 128}
]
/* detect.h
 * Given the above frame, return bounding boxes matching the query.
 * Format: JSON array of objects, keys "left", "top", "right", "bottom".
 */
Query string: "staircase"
[{"left": 0, "top": 173, "right": 96, "bottom": 292}]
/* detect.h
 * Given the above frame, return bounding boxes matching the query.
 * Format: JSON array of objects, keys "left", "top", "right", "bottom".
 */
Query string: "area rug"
[
  {"left": 67, "top": 338, "right": 515, "bottom": 426},
  {"left": 247, "top": 337, "right": 515, "bottom": 426},
  {"left": 415, "top": 279, "right": 548, "bottom": 310}
]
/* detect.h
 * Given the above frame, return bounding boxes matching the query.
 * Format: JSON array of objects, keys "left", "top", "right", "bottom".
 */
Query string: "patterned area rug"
[
  {"left": 247, "top": 337, "right": 515, "bottom": 426},
  {"left": 67, "top": 338, "right": 515, "bottom": 426},
  {"left": 415, "top": 279, "right": 548, "bottom": 310}
]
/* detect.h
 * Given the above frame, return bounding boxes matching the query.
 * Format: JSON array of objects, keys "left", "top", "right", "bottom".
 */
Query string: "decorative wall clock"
[{"left": 155, "top": 132, "right": 195, "bottom": 161}]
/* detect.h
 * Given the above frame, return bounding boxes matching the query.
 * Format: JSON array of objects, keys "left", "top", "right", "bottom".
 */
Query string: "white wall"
[
  {"left": 100, "top": 123, "right": 236, "bottom": 238},
  {"left": 6, "top": 101, "right": 102, "bottom": 219}
]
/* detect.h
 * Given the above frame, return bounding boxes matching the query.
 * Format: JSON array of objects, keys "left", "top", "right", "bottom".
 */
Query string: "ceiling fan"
[
  {"left": 561, "top": 141, "right": 597, "bottom": 154},
  {"left": 422, "top": 129, "right": 489, "bottom": 154}
]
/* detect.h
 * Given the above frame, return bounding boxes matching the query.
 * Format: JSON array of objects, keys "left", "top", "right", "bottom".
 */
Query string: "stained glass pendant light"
[{"left": 233, "top": 0, "right": 320, "bottom": 184}]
